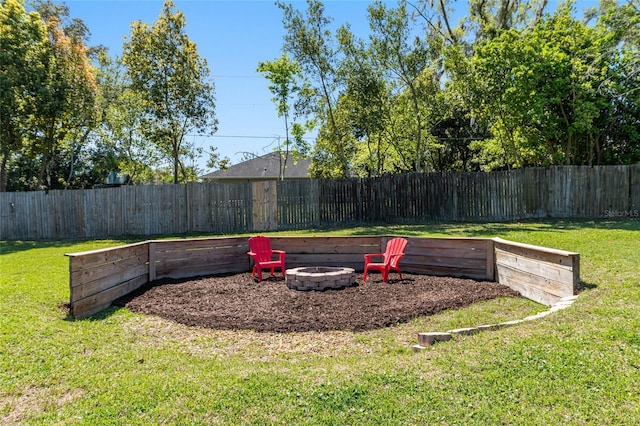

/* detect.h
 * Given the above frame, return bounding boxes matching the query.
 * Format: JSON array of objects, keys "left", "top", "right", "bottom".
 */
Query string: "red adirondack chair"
[
  {"left": 247, "top": 236, "right": 286, "bottom": 281},
  {"left": 363, "top": 237, "right": 408, "bottom": 282}
]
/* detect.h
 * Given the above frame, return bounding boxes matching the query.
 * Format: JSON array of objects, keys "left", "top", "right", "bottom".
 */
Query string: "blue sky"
[{"left": 58, "top": 0, "right": 601, "bottom": 171}]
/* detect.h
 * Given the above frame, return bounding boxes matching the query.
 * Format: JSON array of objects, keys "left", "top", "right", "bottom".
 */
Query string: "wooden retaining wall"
[
  {"left": 493, "top": 238, "right": 580, "bottom": 306},
  {"left": 150, "top": 237, "right": 249, "bottom": 281},
  {"left": 67, "top": 236, "right": 579, "bottom": 318},
  {"left": 67, "top": 242, "right": 150, "bottom": 319},
  {"left": 403, "top": 237, "right": 495, "bottom": 281},
  {"left": 67, "top": 237, "right": 250, "bottom": 318}
]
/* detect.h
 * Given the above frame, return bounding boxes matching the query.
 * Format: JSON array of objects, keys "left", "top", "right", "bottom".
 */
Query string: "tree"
[
  {"left": 589, "top": 0, "right": 640, "bottom": 164},
  {"left": 26, "top": 0, "right": 98, "bottom": 190},
  {"left": 368, "top": 0, "right": 439, "bottom": 172},
  {"left": 0, "top": 0, "right": 48, "bottom": 191},
  {"left": 276, "top": 0, "right": 638, "bottom": 173},
  {"left": 122, "top": 0, "right": 217, "bottom": 184},
  {"left": 257, "top": 53, "right": 312, "bottom": 180},
  {"left": 336, "top": 25, "right": 394, "bottom": 177},
  {"left": 455, "top": 2, "right": 638, "bottom": 169},
  {"left": 278, "top": 0, "right": 351, "bottom": 177},
  {"left": 92, "top": 52, "right": 161, "bottom": 184},
  {"left": 466, "top": 0, "right": 550, "bottom": 39}
]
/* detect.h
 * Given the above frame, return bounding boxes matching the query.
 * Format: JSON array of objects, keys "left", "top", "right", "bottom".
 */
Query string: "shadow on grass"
[
  {"left": 0, "top": 237, "right": 143, "bottom": 256},
  {"left": 579, "top": 280, "right": 598, "bottom": 292},
  {"left": 0, "top": 240, "right": 78, "bottom": 256},
  {"left": 63, "top": 304, "right": 124, "bottom": 322},
  {"left": 2, "top": 220, "right": 637, "bottom": 254},
  {"left": 304, "top": 218, "right": 640, "bottom": 237}
]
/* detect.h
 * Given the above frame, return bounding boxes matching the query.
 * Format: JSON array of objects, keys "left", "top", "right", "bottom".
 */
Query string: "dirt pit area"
[{"left": 114, "top": 273, "right": 521, "bottom": 333}]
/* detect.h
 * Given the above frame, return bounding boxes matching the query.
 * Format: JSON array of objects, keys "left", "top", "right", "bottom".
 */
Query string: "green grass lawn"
[{"left": 1, "top": 220, "right": 639, "bottom": 425}]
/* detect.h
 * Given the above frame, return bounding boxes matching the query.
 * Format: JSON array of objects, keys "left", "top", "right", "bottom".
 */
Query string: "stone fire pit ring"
[{"left": 286, "top": 266, "right": 356, "bottom": 291}]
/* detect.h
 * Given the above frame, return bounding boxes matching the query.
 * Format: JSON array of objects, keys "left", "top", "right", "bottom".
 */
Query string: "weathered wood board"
[
  {"left": 403, "top": 238, "right": 495, "bottom": 280},
  {"left": 493, "top": 237, "right": 580, "bottom": 306},
  {"left": 66, "top": 242, "right": 150, "bottom": 318}
]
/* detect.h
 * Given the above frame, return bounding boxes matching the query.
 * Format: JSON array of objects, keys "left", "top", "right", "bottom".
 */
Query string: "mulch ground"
[{"left": 115, "top": 272, "right": 521, "bottom": 333}]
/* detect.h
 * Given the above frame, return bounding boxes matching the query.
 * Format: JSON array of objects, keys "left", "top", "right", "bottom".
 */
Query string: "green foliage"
[
  {"left": 2, "top": 220, "right": 640, "bottom": 423},
  {"left": 122, "top": 0, "right": 217, "bottom": 184},
  {"left": 368, "top": 0, "right": 437, "bottom": 173},
  {"left": 91, "top": 52, "right": 161, "bottom": 184},
  {"left": 28, "top": 0, "right": 99, "bottom": 189},
  {"left": 257, "top": 52, "right": 313, "bottom": 177},
  {"left": 0, "top": 0, "right": 102, "bottom": 191},
  {"left": 278, "top": 0, "right": 352, "bottom": 177},
  {"left": 3, "top": 0, "right": 639, "bottom": 190},
  {"left": 278, "top": 0, "right": 639, "bottom": 174},
  {"left": 0, "top": 0, "right": 46, "bottom": 190},
  {"left": 449, "top": 2, "right": 640, "bottom": 169}
]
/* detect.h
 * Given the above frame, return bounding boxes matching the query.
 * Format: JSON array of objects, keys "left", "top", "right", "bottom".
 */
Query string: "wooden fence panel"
[
  {"left": 1, "top": 165, "right": 638, "bottom": 240},
  {"left": 252, "top": 181, "right": 277, "bottom": 231},
  {"left": 277, "top": 179, "right": 320, "bottom": 229},
  {"left": 631, "top": 164, "right": 640, "bottom": 213}
]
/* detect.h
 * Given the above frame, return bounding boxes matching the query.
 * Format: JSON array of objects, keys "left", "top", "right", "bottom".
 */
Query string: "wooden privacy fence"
[
  {"left": 310, "top": 164, "right": 640, "bottom": 225},
  {"left": 66, "top": 236, "right": 580, "bottom": 319},
  {"left": 2, "top": 165, "right": 639, "bottom": 240}
]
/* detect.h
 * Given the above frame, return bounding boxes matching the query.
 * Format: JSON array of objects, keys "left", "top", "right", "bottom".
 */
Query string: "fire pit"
[{"left": 286, "top": 266, "right": 356, "bottom": 291}]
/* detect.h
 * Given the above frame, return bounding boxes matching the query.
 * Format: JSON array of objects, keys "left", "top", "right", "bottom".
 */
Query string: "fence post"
[{"left": 149, "top": 241, "right": 156, "bottom": 282}]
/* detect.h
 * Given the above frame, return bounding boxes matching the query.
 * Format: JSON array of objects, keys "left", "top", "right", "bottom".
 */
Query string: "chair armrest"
[
  {"left": 272, "top": 250, "right": 286, "bottom": 261},
  {"left": 364, "top": 253, "right": 384, "bottom": 262}
]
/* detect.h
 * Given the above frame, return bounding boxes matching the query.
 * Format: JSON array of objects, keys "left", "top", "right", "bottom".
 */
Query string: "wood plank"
[
  {"left": 70, "top": 253, "right": 149, "bottom": 287},
  {"left": 495, "top": 263, "right": 574, "bottom": 298},
  {"left": 272, "top": 236, "right": 381, "bottom": 253},
  {"left": 495, "top": 250, "right": 575, "bottom": 284},
  {"left": 406, "top": 256, "right": 487, "bottom": 270},
  {"left": 493, "top": 237, "right": 579, "bottom": 265},
  {"left": 408, "top": 237, "right": 490, "bottom": 250},
  {"left": 149, "top": 242, "right": 156, "bottom": 281},
  {"left": 153, "top": 237, "right": 247, "bottom": 251},
  {"left": 71, "top": 275, "right": 148, "bottom": 318},
  {"left": 155, "top": 241, "right": 248, "bottom": 259},
  {"left": 403, "top": 264, "right": 488, "bottom": 280},
  {"left": 67, "top": 245, "right": 149, "bottom": 273},
  {"left": 66, "top": 241, "right": 148, "bottom": 262},
  {"left": 70, "top": 263, "right": 149, "bottom": 303},
  {"left": 156, "top": 262, "right": 249, "bottom": 280},
  {"left": 496, "top": 265, "right": 563, "bottom": 306},
  {"left": 485, "top": 239, "right": 495, "bottom": 281},
  {"left": 405, "top": 246, "right": 488, "bottom": 260},
  {"left": 155, "top": 253, "right": 247, "bottom": 274},
  {"left": 285, "top": 253, "right": 365, "bottom": 265}
]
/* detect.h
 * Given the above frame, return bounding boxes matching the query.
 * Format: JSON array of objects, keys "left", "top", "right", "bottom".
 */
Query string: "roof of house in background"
[{"left": 201, "top": 152, "right": 311, "bottom": 181}]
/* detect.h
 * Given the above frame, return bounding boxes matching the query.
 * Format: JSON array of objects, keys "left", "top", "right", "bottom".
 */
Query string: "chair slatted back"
[
  {"left": 385, "top": 238, "right": 408, "bottom": 267},
  {"left": 248, "top": 236, "right": 274, "bottom": 262}
]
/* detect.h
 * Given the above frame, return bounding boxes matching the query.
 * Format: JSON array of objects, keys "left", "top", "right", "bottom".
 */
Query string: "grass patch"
[{"left": 1, "top": 220, "right": 639, "bottom": 424}]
